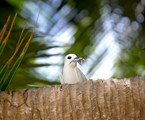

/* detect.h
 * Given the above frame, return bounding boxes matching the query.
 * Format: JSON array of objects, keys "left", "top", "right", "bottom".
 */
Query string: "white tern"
[{"left": 60, "top": 54, "right": 87, "bottom": 84}]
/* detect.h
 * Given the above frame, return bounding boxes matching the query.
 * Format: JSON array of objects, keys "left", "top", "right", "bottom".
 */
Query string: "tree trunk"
[{"left": 0, "top": 76, "right": 145, "bottom": 120}]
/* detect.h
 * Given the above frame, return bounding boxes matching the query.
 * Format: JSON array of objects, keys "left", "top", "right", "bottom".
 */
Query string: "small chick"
[{"left": 60, "top": 54, "right": 87, "bottom": 84}]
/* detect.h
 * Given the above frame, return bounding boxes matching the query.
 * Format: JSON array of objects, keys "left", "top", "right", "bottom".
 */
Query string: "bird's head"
[{"left": 64, "top": 54, "right": 84, "bottom": 67}]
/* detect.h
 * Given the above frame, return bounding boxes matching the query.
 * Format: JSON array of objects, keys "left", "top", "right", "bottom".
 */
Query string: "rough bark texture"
[{"left": 1, "top": 76, "right": 145, "bottom": 120}]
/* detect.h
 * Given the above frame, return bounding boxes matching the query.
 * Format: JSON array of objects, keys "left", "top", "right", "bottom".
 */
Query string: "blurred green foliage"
[{"left": 0, "top": 0, "right": 145, "bottom": 90}]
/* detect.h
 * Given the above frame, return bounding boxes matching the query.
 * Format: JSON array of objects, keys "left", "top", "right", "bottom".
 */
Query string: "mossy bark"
[{"left": 0, "top": 77, "right": 145, "bottom": 120}]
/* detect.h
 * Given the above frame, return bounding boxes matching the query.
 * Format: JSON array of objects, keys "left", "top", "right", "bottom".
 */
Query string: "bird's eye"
[{"left": 67, "top": 56, "right": 71, "bottom": 59}]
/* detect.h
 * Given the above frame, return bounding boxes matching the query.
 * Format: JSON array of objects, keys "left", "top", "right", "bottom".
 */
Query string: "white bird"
[{"left": 60, "top": 54, "right": 87, "bottom": 84}]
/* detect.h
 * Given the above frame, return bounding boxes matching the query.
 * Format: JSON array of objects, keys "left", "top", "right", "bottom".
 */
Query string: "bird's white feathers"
[{"left": 60, "top": 54, "right": 87, "bottom": 84}]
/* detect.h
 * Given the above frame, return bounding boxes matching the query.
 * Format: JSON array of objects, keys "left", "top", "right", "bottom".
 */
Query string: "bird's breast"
[{"left": 63, "top": 66, "right": 86, "bottom": 84}]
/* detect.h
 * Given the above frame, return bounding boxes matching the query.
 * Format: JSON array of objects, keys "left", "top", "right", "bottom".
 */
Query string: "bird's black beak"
[
  {"left": 73, "top": 57, "right": 82, "bottom": 62},
  {"left": 70, "top": 57, "right": 85, "bottom": 65}
]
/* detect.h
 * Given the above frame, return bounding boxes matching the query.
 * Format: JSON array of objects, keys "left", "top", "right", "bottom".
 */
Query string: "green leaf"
[
  {"left": 0, "top": 56, "right": 23, "bottom": 91},
  {"left": 0, "top": 42, "right": 6, "bottom": 56},
  {"left": 0, "top": 64, "right": 9, "bottom": 85}
]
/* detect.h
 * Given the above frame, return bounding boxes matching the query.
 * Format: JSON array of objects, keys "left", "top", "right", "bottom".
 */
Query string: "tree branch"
[{"left": 0, "top": 76, "right": 145, "bottom": 119}]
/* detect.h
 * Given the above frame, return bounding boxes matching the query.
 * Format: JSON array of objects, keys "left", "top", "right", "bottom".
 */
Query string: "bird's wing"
[
  {"left": 59, "top": 73, "right": 64, "bottom": 84},
  {"left": 76, "top": 67, "right": 87, "bottom": 82}
]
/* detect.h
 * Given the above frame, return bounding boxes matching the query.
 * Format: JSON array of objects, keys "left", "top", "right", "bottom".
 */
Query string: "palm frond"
[{"left": 0, "top": 13, "right": 33, "bottom": 91}]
